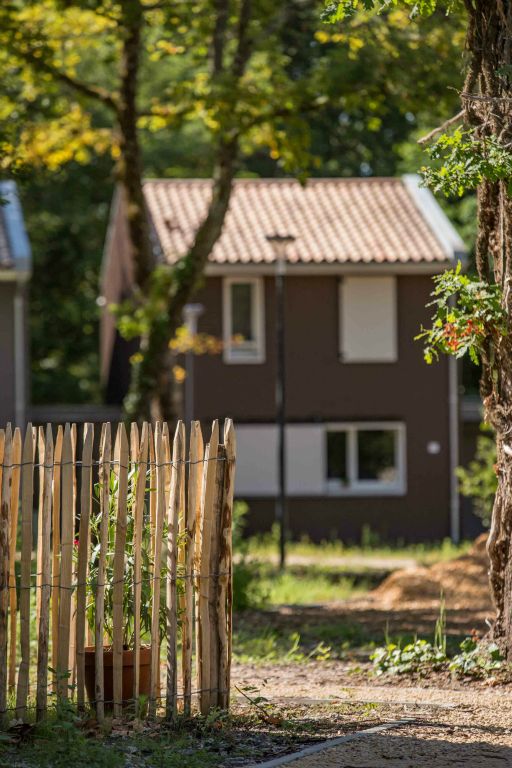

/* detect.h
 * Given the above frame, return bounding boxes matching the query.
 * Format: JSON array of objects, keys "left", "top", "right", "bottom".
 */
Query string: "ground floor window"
[{"left": 326, "top": 422, "right": 406, "bottom": 495}]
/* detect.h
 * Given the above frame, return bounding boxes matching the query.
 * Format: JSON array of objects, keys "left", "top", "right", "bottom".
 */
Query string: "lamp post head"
[{"left": 265, "top": 233, "right": 296, "bottom": 274}]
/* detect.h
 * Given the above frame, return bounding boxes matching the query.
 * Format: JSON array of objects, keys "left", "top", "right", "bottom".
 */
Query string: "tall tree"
[
  {"left": 1, "top": 0, "right": 311, "bottom": 420},
  {"left": 1, "top": 1, "right": 464, "bottom": 412},
  {"left": 325, "top": 0, "right": 512, "bottom": 655}
]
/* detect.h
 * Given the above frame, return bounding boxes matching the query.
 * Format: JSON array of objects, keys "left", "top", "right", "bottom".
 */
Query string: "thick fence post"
[
  {"left": 16, "top": 426, "right": 35, "bottom": 719},
  {"left": 218, "top": 419, "right": 236, "bottom": 709},
  {"left": 112, "top": 424, "right": 129, "bottom": 717},
  {"left": 57, "top": 424, "right": 74, "bottom": 702},
  {"left": 197, "top": 421, "right": 219, "bottom": 715},
  {"left": 184, "top": 421, "right": 202, "bottom": 716},
  {"left": 76, "top": 423, "right": 93, "bottom": 711},
  {"left": 36, "top": 425, "right": 53, "bottom": 720},
  {"left": 0, "top": 426, "right": 12, "bottom": 725},
  {"left": 8, "top": 428, "right": 21, "bottom": 693},
  {"left": 133, "top": 423, "right": 149, "bottom": 710},
  {"left": 95, "top": 423, "right": 111, "bottom": 723},
  {"left": 165, "top": 421, "right": 184, "bottom": 720},
  {"left": 149, "top": 423, "right": 165, "bottom": 717}
]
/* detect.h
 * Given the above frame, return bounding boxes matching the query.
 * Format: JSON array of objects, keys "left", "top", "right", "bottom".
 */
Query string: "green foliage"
[
  {"left": 87, "top": 467, "right": 170, "bottom": 647},
  {"left": 371, "top": 636, "right": 503, "bottom": 678},
  {"left": 416, "top": 261, "right": 507, "bottom": 365},
  {"left": 423, "top": 130, "right": 512, "bottom": 197},
  {"left": 232, "top": 501, "right": 269, "bottom": 612},
  {"left": 449, "top": 637, "right": 503, "bottom": 678},
  {"left": 1, "top": 713, "right": 123, "bottom": 768},
  {"left": 2, "top": 0, "right": 466, "bottom": 404},
  {"left": 322, "top": 0, "right": 459, "bottom": 23},
  {"left": 457, "top": 424, "right": 497, "bottom": 527},
  {"left": 371, "top": 638, "right": 447, "bottom": 676},
  {"left": 372, "top": 601, "right": 504, "bottom": 679}
]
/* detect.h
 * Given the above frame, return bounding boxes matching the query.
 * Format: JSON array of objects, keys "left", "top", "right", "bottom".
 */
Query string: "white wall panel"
[
  {"left": 235, "top": 425, "right": 278, "bottom": 496},
  {"left": 285, "top": 425, "right": 324, "bottom": 495}
]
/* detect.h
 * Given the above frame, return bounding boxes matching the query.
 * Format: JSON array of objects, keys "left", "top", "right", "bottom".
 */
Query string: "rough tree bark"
[{"left": 462, "top": 0, "right": 512, "bottom": 654}]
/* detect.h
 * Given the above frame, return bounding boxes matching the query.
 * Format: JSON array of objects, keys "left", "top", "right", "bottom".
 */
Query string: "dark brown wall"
[
  {"left": 102, "top": 270, "right": 453, "bottom": 541},
  {"left": 191, "top": 273, "right": 452, "bottom": 542},
  {"left": 0, "top": 283, "right": 15, "bottom": 425}
]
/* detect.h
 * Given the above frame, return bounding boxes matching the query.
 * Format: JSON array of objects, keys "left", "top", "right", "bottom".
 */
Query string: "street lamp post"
[
  {"left": 265, "top": 233, "right": 296, "bottom": 571},
  {"left": 182, "top": 303, "right": 204, "bottom": 427}
]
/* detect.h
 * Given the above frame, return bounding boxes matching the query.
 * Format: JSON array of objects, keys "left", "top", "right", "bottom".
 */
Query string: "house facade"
[
  {"left": 0, "top": 181, "right": 31, "bottom": 427},
  {"left": 101, "top": 176, "right": 467, "bottom": 543}
]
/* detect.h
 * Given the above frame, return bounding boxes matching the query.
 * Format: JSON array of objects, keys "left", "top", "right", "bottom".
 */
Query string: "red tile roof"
[{"left": 143, "top": 177, "right": 462, "bottom": 266}]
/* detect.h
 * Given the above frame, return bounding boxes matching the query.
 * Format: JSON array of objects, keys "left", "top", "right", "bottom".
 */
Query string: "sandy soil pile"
[{"left": 372, "top": 535, "right": 494, "bottom": 610}]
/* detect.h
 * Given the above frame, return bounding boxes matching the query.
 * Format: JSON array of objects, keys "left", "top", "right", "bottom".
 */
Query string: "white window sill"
[
  {"left": 325, "top": 481, "right": 406, "bottom": 497},
  {"left": 223, "top": 351, "right": 265, "bottom": 364}
]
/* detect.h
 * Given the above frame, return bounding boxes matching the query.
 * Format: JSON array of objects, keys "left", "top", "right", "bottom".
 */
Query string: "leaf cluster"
[
  {"left": 322, "top": 0, "right": 460, "bottom": 23},
  {"left": 86, "top": 466, "right": 176, "bottom": 648},
  {"left": 448, "top": 637, "right": 503, "bottom": 678},
  {"left": 371, "top": 638, "right": 447, "bottom": 676},
  {"left": 422, "top": 129, "right": 512, "bottom": 198},
  {"left": 416, "top": 261, "right": 507, "bottom": 365}
]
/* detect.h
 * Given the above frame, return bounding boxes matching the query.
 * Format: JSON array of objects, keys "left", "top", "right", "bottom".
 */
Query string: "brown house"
[{"left": 101, "top": 176, "right": 467, "bottom": 543}]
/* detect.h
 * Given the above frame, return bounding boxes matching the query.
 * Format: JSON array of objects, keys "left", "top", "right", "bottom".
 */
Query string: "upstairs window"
[
  {"left": 339, "top": 276, "right": 397, "bottom": 363},
  {"left": 326, "top": 423, "right": 406, "bottom": 495},
  {"left": 223, "top": 277, "right": 265, "bottom": 363}
]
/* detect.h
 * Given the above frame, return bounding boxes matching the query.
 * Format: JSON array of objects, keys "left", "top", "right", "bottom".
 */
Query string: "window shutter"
[{"left": 339, "top": 276, "right": 397, "bottom": 362}]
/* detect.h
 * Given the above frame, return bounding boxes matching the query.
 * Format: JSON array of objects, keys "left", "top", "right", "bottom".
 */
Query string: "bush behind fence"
[{"left": 0, "top": 418, "right": 236, "bottom": 725}]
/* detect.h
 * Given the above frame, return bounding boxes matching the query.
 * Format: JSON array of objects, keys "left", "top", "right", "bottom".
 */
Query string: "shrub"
[
  {"left": 449, "top": 637, "right": 503, "bottom": 678},
  {"left": 456, "top": 423, "right": 496, "bottom": 527},
  {"left": 232, "top": 501, "right": 268, "bottom": 611}
]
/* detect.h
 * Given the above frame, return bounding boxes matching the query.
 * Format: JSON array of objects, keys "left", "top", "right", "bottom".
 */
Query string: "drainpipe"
[
  {"left": 448, "top": 353, "right": 460, "bottom": 543},
  {"left": 13, "top": 281, "right": 26, "bottom": 428}
]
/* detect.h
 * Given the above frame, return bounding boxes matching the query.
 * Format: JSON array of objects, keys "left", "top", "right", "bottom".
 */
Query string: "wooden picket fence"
[{"left": 0, "top": 419, "right": 235, "bottom": 724}]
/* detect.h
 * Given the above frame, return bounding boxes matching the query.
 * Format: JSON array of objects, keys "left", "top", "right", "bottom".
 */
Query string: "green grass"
[
  {"left": 244, "top": 529, "right": 472, "bottom": 567},
  {"left": 258, "top": 565, "right": 372, "bottom": 605}
]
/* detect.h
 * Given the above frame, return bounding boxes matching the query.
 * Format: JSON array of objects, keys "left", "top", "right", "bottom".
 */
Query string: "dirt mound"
[{"left": 372, "top": 535, "right": 494, "bottom": 611}]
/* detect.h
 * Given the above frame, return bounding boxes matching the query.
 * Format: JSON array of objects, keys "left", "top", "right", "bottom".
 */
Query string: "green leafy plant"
[
  {"left": 456, "top": 424, "right": 497, "bottom": 526},
  {"left": 449, "top": 636, "right": 503, "bottom": 678},
  {"left": 322, "top": 0, "right": 459, "bottom": 23},
  {"left": 85, "top": 467, "right": 171, "bottom": 648},
  {"left": 423, "top": 130, "right": 512, "bottom": 198},
  {"left": 416, "top": 261, "right": 507, "bottom": 365},
  {"left": 232, "top": 501, "right": 269, "bottom": 612},
  {"left": 371, "top": 638, "right": 447, "bottom": 676}
]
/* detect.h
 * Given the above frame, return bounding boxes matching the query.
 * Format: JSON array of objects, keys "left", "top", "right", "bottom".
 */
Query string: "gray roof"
[{"left": 0, "top": 181, "right": 31, "bottom": 276}]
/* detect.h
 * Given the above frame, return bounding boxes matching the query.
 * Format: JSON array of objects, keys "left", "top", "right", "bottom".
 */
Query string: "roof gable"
[{"left": 143, "top": 176, "right": 466, "bottom": 269}]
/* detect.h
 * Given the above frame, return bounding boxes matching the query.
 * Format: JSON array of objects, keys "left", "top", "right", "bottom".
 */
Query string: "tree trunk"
[
  {"left": 116, "top": 1, "right": 153, "bottom": 292},
  {"left": 465, "top": 1, "right": 512, "bottom": 654},
  {"left": 123, "top": 138, "right": 240, "bottom": 423}
]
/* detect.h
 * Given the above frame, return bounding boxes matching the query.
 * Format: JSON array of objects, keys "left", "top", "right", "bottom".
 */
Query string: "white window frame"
[
  {"left": 325, "top": 421, "right": 406, "bottom": 496},
  {"left": 223, "top": 276, "right": 265, "bottom": 364},
  {"left": 338, "top": 276, "right": 398, "bottom": 363}
]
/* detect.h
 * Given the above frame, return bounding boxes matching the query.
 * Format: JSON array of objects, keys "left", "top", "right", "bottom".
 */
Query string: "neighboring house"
[
  {"left": 0, "top": 181, "right": 31, "bottom": 427},
  {"left": 101, "top": 176, "right": 468, "bottom": 543}
]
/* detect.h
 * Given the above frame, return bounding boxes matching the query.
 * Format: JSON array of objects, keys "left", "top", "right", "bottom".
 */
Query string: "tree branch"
[
  {"left": 212, "top": 0, "right": 229, "bottom": 75},
  {"left": 232, "top": 0, "right": 252, "bottom": 79},
  {"left": 9, "top": 43, "right": 119, "bottom": 113},
  {"left": 417, "top": 110, "right": 465, "bottom": 145}
]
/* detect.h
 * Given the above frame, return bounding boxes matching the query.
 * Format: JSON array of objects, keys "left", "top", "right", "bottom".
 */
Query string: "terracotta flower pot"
[{"left": 84, "top": 645, "right": 151, "bottom": 709}]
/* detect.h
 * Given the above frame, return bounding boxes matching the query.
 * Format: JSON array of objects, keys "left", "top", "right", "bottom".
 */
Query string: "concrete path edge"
[{"left": 247, "top": 719, "right": 414, "bottom": 768}]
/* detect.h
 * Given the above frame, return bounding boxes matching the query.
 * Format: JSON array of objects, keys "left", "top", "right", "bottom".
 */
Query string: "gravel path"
[{"left": 235, "top": 662, "right": 512, "bottom": 767}]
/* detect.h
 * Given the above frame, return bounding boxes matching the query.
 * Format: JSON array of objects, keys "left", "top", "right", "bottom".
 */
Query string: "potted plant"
[{"left": 82, "top": 467, "right": 167, "bottom": 709}]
